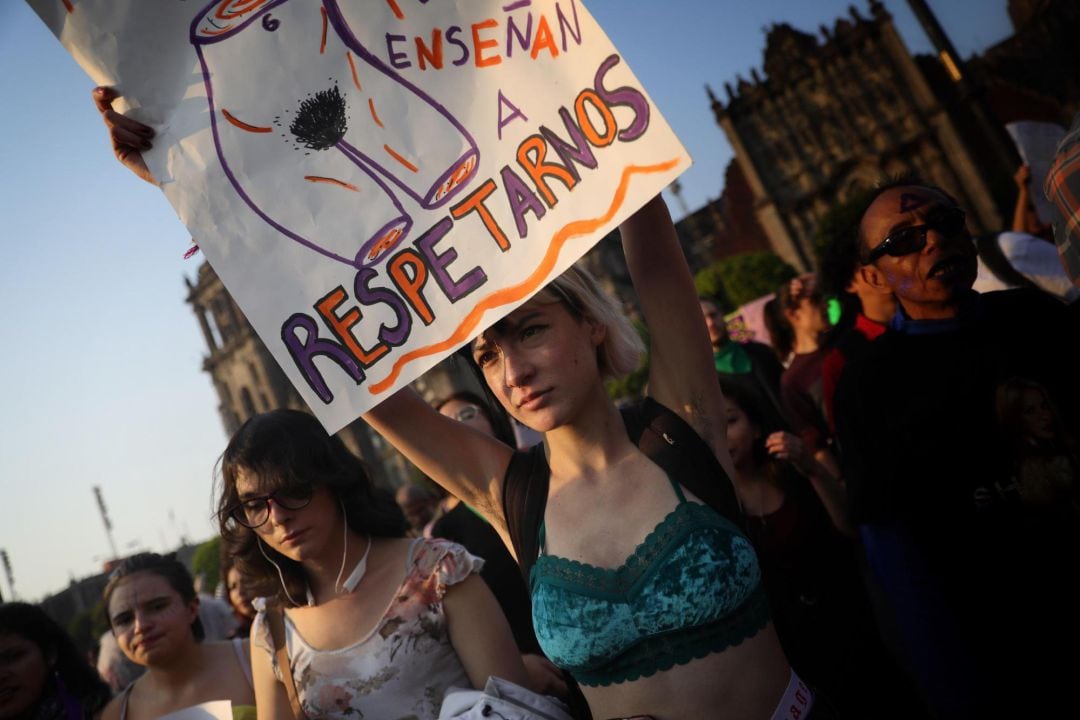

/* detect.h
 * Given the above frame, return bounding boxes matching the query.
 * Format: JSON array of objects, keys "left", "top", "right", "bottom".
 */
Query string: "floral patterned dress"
[{"left": 252, "top": 538, "right": 483, "bottom": 719}]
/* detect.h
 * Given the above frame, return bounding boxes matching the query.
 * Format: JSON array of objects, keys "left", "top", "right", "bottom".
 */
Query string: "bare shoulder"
[
  {"left": 203, "top": 639, "right": 241, "bottom": 660},
  {"left": 101, "top": 675, "right": 149, "bottom": 720},
  {"left": 383, "top": 535, "right": 421, "bottom": 557},
  {"left": 99, "top": 694, "right": 124, "bottom": 720},
  {"left": 200, "top": 641, "right": 256, "bottom": 702},
  {"left": 202, "top": 641, "right": 253, "bottom": 682},
  {"left": 441, "top": 571, "right": 486, "bottom": 602}
]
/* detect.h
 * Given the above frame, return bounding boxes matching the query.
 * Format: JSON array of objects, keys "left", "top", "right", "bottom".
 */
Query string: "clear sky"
[{"left": 0, "top": 0, "right": 1011, "bottom": 602}]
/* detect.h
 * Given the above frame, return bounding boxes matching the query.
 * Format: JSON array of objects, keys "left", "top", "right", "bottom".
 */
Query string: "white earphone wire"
[
  {"left": 333, "top": 497, "right": 349, "bottom": 594},
  {"left": 257, "top": 537, "right": 305, "bottom": 607},
  {"left": 341, "top": 533, "right": 371, "bottom": 593}
]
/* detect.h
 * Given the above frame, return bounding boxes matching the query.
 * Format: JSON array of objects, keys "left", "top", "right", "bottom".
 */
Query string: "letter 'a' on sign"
[{"left": 29, "top": 0, "right": 690, "bottom": 432}]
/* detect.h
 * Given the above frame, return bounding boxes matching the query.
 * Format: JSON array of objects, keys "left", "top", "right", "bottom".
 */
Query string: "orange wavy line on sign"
[
  {"left": 222, "top": 108, "right": 272, "bottom": 133},
  {"left": 304, "top": 175, "right": 359, "bottom": 191},
  {"left": 319, "top": 6, "right": 328, "bottom": 54},
  {"left": 368, "top": 98, "right": 384, "bottom": 128},
  {"left": 385, "top": 0, "right": 405, "bottom": 20},
  {"left": 368, "top": 157, "right": 681, "bottom": 394},
  {"left": 347, "top": 52, "right": 362, "bottom": 91},
  {"left": 384, "top": 145, "right": 419, "bottom": 173}
]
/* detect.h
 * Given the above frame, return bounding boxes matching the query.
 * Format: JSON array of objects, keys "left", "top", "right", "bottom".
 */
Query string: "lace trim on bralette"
[
  {"left": 575, "top": 583, "right": 771, "bottom": 687},
  {"left": 531, "top": 502, "right": 748, "bottom": 597}
]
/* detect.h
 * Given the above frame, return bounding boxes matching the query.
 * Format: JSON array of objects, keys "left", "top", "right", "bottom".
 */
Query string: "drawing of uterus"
[{"left": 191, "top": 0, "right": 479, "bottom": 268}]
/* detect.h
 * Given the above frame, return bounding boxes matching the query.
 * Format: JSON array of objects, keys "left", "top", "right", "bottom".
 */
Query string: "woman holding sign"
[
  {"left": 97, "top": 92, "right": 816, "bottom": 720},
  {"left": 362, "top": 199, "right": 816, "bottom": 720}
]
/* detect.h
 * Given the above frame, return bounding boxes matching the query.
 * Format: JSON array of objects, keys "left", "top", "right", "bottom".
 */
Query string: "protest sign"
[
  {"left": 28, "top": 0, "right": 690, "bottom": 432},
  {"left": 1006, "top": 120, "right": 1066, "bottom": 226},
  {"left": 725, "top": 293, "right": 775, "bottom": 347}
]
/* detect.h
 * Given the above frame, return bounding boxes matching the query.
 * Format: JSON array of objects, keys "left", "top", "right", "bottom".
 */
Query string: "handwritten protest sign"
[{"left": 29, "top": 0, "right": 690, "bottom": 432}]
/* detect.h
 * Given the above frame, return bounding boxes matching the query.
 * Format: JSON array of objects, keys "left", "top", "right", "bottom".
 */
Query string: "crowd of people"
[{"left": 4, "top": 51, "right": 1080, "bottom": 720}]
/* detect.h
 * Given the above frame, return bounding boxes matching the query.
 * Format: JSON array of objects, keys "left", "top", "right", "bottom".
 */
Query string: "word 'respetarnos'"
[{"left": 282, "top": 53, "right": 650, "bottom": 404}]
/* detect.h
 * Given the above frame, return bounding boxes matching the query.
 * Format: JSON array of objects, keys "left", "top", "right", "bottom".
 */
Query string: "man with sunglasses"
[
  {"left": 856, "top": 185, "right": 976, "bottom": 318},
  {"left": 833, "top": 178, "right": 1080, "bottom": 718}
]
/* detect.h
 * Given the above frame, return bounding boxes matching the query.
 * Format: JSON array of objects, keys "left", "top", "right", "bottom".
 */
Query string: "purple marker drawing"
[{"left": 191, "top": 0, "right": 480, "bottom": 268}]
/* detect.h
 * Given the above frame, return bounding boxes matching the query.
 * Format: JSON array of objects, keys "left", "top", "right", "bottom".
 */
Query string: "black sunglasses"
[
  {"left": 865, "top": 207, "right": 967, "bottom": 263},
  {"left": 225, "top": 486, "right": 314, "bottom": 529}
]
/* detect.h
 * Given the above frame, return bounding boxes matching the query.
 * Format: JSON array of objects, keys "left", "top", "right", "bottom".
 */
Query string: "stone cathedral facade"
[{"left": 711, "top": 0, "right": 1008, "bottom": 272}]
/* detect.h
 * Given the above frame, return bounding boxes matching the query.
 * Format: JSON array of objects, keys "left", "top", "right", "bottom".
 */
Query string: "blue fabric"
[
  {"left": 859, "top": 524, "right": 982, "bottom": 717},
  {"left": 530, "top": 500, "right": 769, "bottom": 687},
  {"left": 888, "top": 291, "right": 983, "bottom": 335}
]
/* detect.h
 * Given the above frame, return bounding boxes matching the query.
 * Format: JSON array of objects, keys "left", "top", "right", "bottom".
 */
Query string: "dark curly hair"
[
  {"left": 718, "top": 376, "right": 792, "bottom": 470},
  {"left": 0, "top": 603, "right": 111, "bottom": 715},
  {"left": 817, "top": 188, "right": 874, "bottom": 331},
  {"left": 762, "top": 297, "right": 794, "bottom": 361},
  {"left": 216, "top": 409, "right": 407, "bottom": 607},
  {"left": 103, "top": 552, "right": 205, "bottom": 641}
]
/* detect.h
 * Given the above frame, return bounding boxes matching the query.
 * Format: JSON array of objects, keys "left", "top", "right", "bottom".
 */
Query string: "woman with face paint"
[
  {"left": 99, "top": 553, "right": 256, "bottom": 720},
  {"left": 0, "top": 603, "right": 110, "bottom": 720}
]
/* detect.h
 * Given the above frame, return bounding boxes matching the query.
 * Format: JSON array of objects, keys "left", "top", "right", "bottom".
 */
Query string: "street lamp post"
[
  {"left": 92, "top": 485, "right": 120, "bottom": 563},
  {"left": 0, "top": 549, "right": 15, "bottom": 601},
  {"left": 905, "top": 0, "right": 1020, "bottom": 173}
]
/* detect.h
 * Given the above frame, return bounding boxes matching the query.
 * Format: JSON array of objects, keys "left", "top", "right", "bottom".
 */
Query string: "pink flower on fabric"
[
  {"left": 317, "top": 684, "right": 354, "bottom": 711},
  {"left": 416, "top": 574, "right": 442, "bottom": 606}
]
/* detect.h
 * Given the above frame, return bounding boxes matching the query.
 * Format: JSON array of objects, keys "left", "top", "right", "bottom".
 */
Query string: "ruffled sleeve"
[
  {"left": 248, "top": 597, "right": 283, "bottom": 681},
  {"left": 408, "top": 537, "right": 485, "bottom": 600}
]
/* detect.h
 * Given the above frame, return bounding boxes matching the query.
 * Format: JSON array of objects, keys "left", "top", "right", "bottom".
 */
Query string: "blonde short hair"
[{"left": 535, "top": 264, "right": 644, "bottom": 379}]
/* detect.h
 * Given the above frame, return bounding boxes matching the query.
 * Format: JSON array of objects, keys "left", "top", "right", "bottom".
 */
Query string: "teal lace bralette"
[{"left": 529, "top": 480, "right": 769, "bottom": 687}]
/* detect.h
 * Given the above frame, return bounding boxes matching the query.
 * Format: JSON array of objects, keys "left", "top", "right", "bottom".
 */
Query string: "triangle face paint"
[{"left": 899, "top": 193, "right": 928, "bottom": 213}]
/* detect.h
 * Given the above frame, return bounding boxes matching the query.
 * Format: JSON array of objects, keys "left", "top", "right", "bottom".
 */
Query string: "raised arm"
[
  {"left": 363, "top": 388, "right": 515, "bottom": 528},
  {"left": 251, "top": 636, "right": 294, "bottom": 720},
  {"left": 443, "top": 573, "right": 530, "bottom": 690},
  {"left": 620, "top": 195, "right": 737, "bottom": 480}
]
